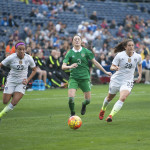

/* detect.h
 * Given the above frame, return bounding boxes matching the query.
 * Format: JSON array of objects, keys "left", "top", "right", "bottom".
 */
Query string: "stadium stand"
[{"left": 0, "top": 0, "right": 150, "bottom": 89}]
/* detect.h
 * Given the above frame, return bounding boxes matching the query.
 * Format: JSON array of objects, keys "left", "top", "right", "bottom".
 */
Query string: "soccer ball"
[{"left": 68, "top": 115, "right": 82, "bottom": 130}]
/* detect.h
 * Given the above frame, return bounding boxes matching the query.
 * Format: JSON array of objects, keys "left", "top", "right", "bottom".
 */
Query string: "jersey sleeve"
[
  {"left": 137, "top": 54, "right": 142, "bottom": 64},
  {"left": 29, "top": 56, "right": 36, "bottom": 68},
  {"left": 1, "top": 55, "right": 12, "bottom": 66},
  {"left": 63, "top": 51, "right": 70, "bottom": 63},
  {"left": 86, "top": 49, "right": 94, "bottom": 60},
  {"left": 112, "top": 53, "right": 120, "bottom": 66}
]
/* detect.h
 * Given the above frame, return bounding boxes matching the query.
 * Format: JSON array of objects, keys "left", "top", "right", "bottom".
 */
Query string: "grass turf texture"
[{"left": 0, "top": 84, "right": 150, "bottom": 150}]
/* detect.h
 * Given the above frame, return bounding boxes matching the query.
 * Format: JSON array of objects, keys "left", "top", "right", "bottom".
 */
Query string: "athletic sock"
[
  {"left": 102, "top": 97, "right": 109, "bottom": 111},
  {"left": 0, "top": 103, "right": 14, "bottom": 118},
  {"left": 82, "top": 99, "right": 90, "bottom": 106},
  {"left": 68, "top": 97, "right": 75, "bottom": 115},
  {"left": 110, "top": 100, "right": 124, "bottom": 117}
]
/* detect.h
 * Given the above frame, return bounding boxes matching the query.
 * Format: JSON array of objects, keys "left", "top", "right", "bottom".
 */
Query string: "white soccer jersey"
[
  {"left": 111, "top": 51, "right": 142, "bottom": 84},
  {"left": 1, "top": 53, "right": 36, "bottom": 84}
]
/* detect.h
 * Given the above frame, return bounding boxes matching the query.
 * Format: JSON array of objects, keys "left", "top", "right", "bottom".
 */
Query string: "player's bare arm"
[
  {"left": 62, "top": 63, "right": 78, "bottom": 70},
  {"left": 110, "top": 64, "right": 119, "bottom": 71},
  {"left": 91, "top": 58, "right": 112, "bottom": 76},
  {"left": 22, "top": 67, "right": 37, "bottom": 85},
  {"left": 136, "top": 64, "right": 142, "bottom": 83}
]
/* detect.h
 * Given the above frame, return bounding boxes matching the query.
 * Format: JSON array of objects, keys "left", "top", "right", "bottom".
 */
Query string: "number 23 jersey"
[
  {"left": 1, "top": 53, "right": 36, "bottom": 83},
  {"left": 111, "top": 51, "right": 142, "bottom": 84}
]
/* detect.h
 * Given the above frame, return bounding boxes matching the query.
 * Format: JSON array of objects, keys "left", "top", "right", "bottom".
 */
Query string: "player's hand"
[
  {"left": 22, "top": 79, "right": 28, "bottom": 85},
  {"left": 106, "top": 72, "right": 112, "bottom": 76},
  {"left": 70, "top": 63, "right": 78, "bottom": 69},
  {"left": 114, "top": 66, "right": 119, "bottom": 71},
  {"left": 136, "top": 75, "right": 141, "bottom": 83}
]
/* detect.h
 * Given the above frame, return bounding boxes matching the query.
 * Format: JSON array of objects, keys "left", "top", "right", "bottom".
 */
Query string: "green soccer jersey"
[{"left": 63, "top": 47, "right": 94, "bottom": 79}]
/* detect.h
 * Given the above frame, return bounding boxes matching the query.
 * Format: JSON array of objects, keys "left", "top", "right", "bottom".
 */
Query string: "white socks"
[
  {"left": 102, "top": 97, "right": 109, "bottom": 111},
  {"left": 110, "top": 100, "right": 124, "bottom": 117}
]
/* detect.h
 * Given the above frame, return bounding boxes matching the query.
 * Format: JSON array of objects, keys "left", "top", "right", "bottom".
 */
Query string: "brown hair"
[
  {"left": 114, "top": 39, "right": 133, "bottom": 53},
  {"left": 72, "top": 35, "right": 82, "bottom": 42}
]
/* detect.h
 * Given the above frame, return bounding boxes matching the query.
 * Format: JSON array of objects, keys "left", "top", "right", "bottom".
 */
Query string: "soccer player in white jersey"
[
  {"left": 99, "top": 39, "right": 142, "bottom": 122},
  {"left": 0, "top": 41, "right": 36, "bottom": 120}
]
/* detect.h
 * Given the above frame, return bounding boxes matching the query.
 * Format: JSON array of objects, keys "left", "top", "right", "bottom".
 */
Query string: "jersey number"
[
  {"left": 17, "top": 65, "right": 24, "bottom": 70},
  {"left": 125, "top": 63, "right": 132, "bottom": 69},
  {"left": 77, "top": 59, "right": 81, "bottom": 64}
]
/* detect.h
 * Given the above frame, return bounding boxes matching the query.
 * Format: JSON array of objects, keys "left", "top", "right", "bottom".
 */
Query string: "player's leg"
[
  {"left": 68, "top": 78, "right": 78, "bottom": 116},
  {"left": 107, "top": 84, "right": 131, "bottom": 122},
  {"left": 109, "top": 90, "right": 130, "bottom": 117},
  {"left": 79, "top": 79, "right": 91, "bottom": 115},
  {"left": 0, "top": 83, "right": 15, "bottom": 119},
  {"left": 68, "top": 89, "right": 76, "bottom": 116},
  {"left": 99, "top": 82, "right": 118, "bottom": 120},
  {"left": 0, "top": 94, "right": 13, "bottom": 118},
  {"left": 81, "top": 91, "right": 91, "bottom": 115},
  {"left": 99, "top": 93, "right": 116, "bottom": 120}
]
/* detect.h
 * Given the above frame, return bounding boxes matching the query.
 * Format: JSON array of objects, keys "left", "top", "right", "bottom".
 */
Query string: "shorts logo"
[
  {"left": 81, "top": 53, "right": 85, "bottom": 57},
  {"left": 5, "top": 87, "right": 8, "bottom": 90},
  {"left": 23, "top": 86, "right": 26, "bottom": 89}
]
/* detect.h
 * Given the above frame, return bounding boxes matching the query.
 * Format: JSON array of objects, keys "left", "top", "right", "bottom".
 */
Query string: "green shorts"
[{"left": 68, "top": 78, "right": 91, "bottom": 92}]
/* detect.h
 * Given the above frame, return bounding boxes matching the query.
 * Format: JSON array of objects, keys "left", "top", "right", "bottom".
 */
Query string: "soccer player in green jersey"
[{"left": 62, "top": 35, "right": 112, "bottom": 116}]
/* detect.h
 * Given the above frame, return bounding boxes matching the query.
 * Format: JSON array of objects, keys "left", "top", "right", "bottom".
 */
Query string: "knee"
[
  {"left": 120, "top": 96, "right": 127, "bottom": 102},
  {"left": 3, "top": 100, "right": 8, "bottom": 105}
]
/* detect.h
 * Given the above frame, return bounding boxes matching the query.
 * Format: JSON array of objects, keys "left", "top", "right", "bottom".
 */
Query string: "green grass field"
[{"left": 0, "top": 84, "right": 150, "bottom": 150}]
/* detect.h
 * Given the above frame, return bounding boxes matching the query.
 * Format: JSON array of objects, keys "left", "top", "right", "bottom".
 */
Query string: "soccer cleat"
[
  {"left": 70, "top": 112, "right": 75, "bottom": 116},
  {"left": 81, "top": 103, "right": 86, "bottom": 115},
  {"left": 99, "top": 109, "right": 105, "bottom": 120},
  {"left": 106, "top": 115, "right": 112, "bottom": 122}
]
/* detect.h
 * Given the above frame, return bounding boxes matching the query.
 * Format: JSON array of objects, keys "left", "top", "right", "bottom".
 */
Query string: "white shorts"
[
  {"left": 3, "top": 82, "right": 26, "bottom": 94},
  {"left": 109, "top": 81, "right": 134, "bottom": 94}
]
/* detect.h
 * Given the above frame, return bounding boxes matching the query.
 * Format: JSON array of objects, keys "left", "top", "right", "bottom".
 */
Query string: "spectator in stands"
[
  {"left": 101, "top": 19, "right": 108, "bottom": 29},
  {"left": 29, "top": 7, "right": 36, "bottom": 17},
  {"left": 46, "top": 50, "right": 69, "bottom": 83},
  {"left": 143, "top": 34, "right": 150, "bottom": 45},
  {"left": 32, "top": 0, "right": 42, "bottom": 5},
  {"left": 109, "top": 20, "right": 117, "bottom": 29},
  {"left": 63, "top": 0, "right": 69, "bottom": 11},
  {"left": 19, "top": 27, "right": 29, "bottom": 41},
  {"left": 93, "top": 35, "right": 103, "bottom": 52},
  {"left": 8, "top": 15, "right": 19, "bottom": 27},
  {"left": 140, "top": 44, "right": 150, "bottom": 60},
  {"left": 99, "top": 43, "right": 109, "bottom": 55},
  {"left": 20, "top": 0, "right": 29, "bottom": 4},
  {"left": 96, "top": 53, "right": 108, "bottom": 77},
  {"left": 5, "top": 40, "right": 15, "bottom": 54},
  {"left": 99, "top": 39, "right": 142, "bottom": 122},
  {"left": 116, "top": 25, "right": 125, "bottom": 38},
  {"left": 142, "top": 54, "right": 150, "bottom": 84},
  {"left": 68, "top": 0, "right": 77, "bottom": 11},
  {"left": 1, "top": 16, "right": 8, "bottom": 26},
  {"left": 90, "top": 11, "right": 98, "bottom": 22}
]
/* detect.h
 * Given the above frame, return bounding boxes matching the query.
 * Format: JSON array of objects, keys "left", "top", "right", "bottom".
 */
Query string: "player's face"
[
  {"left": 73, "top": 36, "right": 82, "bottom": 47},
  {"left": 17, "top": 45, "right": 26, "bottom": 59},
  {"left": 125, "top": 41, "right": 134, "bottom": 53}
]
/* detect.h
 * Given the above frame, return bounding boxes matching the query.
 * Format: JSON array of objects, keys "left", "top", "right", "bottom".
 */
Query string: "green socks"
[
  {"left": 83, "top": 99, "right": 90, "bottom": 106},
  {"left": 68, "top": 97, "right": 75, "bottom": 115}
]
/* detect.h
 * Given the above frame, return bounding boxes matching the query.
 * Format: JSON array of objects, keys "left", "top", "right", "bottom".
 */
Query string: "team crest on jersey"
[
  {"left": 81, "top": 53, "right": 85, "bottom": 57},
  {"left": 128, "top": 58, "right": 131, "bottom": 63},
  {"left": 19, "top": 60, "right": 22, "bottom": 64},
  {"left": 134, "top": 58, "right": 137, "bottom": 62},
  {"left": 72, "top": 55, "right": 75, "bottom": 58}
]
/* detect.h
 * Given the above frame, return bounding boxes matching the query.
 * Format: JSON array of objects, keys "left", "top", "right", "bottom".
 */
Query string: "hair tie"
[{"left": 16, "top": 42, "right": 25, "bottom": 48}]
